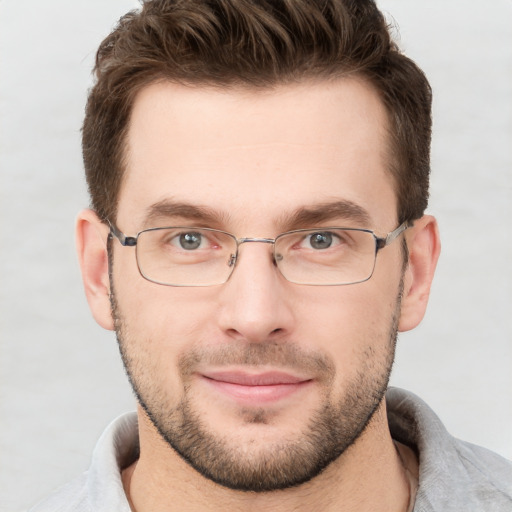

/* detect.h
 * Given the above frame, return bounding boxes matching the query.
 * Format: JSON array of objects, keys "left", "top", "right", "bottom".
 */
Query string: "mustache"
[{"left": 178, "top": 342, "right": 335, "bottom": 381}]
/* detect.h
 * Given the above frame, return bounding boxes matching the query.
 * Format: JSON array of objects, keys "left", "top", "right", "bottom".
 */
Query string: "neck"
[{"left": 122, "top": 401, "right": 414, "bottom": 512}]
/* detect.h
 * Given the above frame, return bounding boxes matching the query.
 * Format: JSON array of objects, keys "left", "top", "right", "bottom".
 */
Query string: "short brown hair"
[{"left": 83, "top": 0, "right": 432, "bottom": 224}]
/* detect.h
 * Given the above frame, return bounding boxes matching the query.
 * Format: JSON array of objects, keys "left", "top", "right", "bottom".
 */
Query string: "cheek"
[
  {"left": 296, "top": 280, "right": 400, "bottom": 379},
  {"left": 113, "top": 289, "right": 206, "bottom": 410},
  {"left": 112, "top": 244, "right": 213, "bottom": 331},
  {"left": 112, "top": 259, "right": 220, "bottom": 374}
]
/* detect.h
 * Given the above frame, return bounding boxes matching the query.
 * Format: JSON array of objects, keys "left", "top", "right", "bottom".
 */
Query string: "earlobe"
[
  {"left": 76, "top": 209, "right": 114, "bottom": 331},
  {"left": 398, "top": 215, "right": 441, "bottom": 332}
]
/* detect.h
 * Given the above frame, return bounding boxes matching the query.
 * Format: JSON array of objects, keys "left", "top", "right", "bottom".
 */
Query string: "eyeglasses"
[{"left": 109, "top": 222, "right": 411, "bottom": 287}]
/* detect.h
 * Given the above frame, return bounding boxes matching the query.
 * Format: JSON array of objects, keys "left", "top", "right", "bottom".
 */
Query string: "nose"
[{"left": 216, "top": 241, "right": 295, "bottom": 343}]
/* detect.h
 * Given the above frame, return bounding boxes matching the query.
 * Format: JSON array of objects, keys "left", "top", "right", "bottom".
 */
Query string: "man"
[{"left": 30, "top": 0, "right": 511, "bottom": 511}]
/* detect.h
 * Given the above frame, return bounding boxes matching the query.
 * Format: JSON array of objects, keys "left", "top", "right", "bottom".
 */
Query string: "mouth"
[{"left": 200, "top": 370, "right": 313, "bottom": 404}]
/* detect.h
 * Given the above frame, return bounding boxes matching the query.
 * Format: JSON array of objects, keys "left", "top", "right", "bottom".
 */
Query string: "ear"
[
  {"left": 398, "top": 215, "right": 441, "bottom": 332},
  {"left": 75, "top": 209, "right": 114, "bottom": 331}
]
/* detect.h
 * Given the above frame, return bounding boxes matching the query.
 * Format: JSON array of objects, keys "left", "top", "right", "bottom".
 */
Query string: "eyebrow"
[
  {"left": 143, "top": 199, "right": 229, "bottom": 228},
  {"left": 282, "top": 200, "right": 372, "bottom": 229},
  {"left": 142, "top": 198, "right": 371, "bottom": 230}
]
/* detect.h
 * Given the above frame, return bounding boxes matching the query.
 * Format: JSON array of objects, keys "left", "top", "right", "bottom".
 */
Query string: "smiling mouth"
[{"left": 200, "top": 370, "right": 313, "bottom": 404}]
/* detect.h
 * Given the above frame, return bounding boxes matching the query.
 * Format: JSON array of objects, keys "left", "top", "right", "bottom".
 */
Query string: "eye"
[
  {"left": 304, "top": 231, "right": 340, "bottom": 250},
  {"left": 173, "top": 232, "right": 205, "bottom": 250}
]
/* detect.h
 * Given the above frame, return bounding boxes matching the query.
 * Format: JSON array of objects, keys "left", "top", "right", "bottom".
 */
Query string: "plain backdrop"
[{"left": 0, "top": 1, "right": 511, "bottom": 511}]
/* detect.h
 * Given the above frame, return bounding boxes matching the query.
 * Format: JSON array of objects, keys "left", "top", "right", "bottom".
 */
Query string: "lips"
[
  {"left": 200, "top": 370, "right": 312, "bottom": 404},
  {"left": 205, "top": 370, "right": 307, "bottom": 386}
]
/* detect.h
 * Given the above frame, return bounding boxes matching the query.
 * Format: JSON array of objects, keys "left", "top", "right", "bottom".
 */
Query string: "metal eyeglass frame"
[{"left": 108, "top": 221, "right": 412, "bottom": 286}]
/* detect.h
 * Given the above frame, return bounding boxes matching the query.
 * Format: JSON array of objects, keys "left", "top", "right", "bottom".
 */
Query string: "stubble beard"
[{"left": 111, "top": 283, "right": 402, "bottom": 492}]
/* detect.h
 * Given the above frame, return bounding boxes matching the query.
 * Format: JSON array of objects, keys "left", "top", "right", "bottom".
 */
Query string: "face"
[{"left": 110, "top": 79, "right": 405, "bottom": 491}]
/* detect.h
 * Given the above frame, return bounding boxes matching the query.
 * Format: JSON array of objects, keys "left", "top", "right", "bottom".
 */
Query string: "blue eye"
[
  {"left": 178, "top": 232, "right": 203, "bottom": 250},
  {"left": 308, "top": 232, "right": 334, "bottom": 250}
]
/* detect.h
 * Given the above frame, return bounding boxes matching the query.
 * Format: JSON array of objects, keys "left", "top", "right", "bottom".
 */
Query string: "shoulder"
[
  {"left": 28, "top": 412, "right": 138, "bottom": 512},
  {"left": 28, "top": 474, "right": 89, "bottom": 512},
  {"left": 452, "top": 438, "right": 512, "bottom": 503},
  {"left": 386, "top": 387, "right": 512, "bottom": 511}
]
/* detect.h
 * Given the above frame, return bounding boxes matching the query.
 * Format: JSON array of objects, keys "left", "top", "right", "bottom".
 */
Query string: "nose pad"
[
  {"left": 228, "top": 253, "right": 237, "bottom": 267},
  {"left": 225, "top": 240, "right": 285, "bottom": 287}
]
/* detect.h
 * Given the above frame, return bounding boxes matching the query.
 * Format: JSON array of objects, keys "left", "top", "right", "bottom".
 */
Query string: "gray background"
[{"left": 0, "top": 1, "right": 511, "bottom": 510}]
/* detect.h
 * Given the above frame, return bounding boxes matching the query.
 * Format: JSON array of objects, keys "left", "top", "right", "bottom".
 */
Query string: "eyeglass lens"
[{"left": 135, "top": 227, "right": 379, "bottom": 286}]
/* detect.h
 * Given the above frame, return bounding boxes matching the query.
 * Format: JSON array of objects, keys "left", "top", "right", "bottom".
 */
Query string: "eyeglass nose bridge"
[{"left": 228, "top": 237, "right": 277, "bottom": 268}]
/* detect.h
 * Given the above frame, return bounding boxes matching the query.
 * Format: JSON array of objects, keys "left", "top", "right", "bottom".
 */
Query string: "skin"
[{"left": 77, "top": 78, "right": 440, "bottom": 511}]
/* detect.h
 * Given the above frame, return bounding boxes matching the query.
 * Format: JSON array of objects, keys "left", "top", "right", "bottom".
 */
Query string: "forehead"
[{"left": 119, "top": 79, "right": 397, "bottom": 232}]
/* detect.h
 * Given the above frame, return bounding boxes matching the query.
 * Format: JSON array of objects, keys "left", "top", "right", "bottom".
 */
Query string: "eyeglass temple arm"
[
  {"left": 109, "top": 222, "right": 137, "bottom": 247},
  {"left": 375, "top": 221, "right": 413, "bottom": 250}
]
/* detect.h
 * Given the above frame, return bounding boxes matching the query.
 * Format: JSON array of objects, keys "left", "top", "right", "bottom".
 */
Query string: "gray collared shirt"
[{"left": 30, "top": 388, "right": 512, "bottom": 511}]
